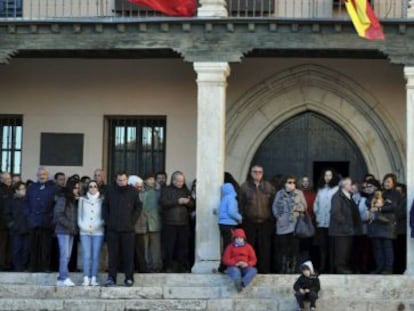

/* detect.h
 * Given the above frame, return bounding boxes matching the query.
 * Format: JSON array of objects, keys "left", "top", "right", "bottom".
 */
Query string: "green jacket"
[{"left": 135, "top": 186, "right": 161, "bottom": 233}]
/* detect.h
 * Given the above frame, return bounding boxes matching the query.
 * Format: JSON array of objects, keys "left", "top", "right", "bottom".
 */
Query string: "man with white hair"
[
  {"left": 329, "top": 177, "right": 362, "bottom": 274},
  {"left": 26, "top": 167, "right": 58, "bottom": 272}
]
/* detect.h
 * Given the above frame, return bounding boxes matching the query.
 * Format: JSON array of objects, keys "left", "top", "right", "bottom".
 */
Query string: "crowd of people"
[
  {"left": 0, "top": 164, "right": 410, "bottom": 289},
  {"left": 0, "top": 168, "right": 197, "bottom": 286},
  {"left": 219, "top": 165, "right": 408, "bottom": 276}
]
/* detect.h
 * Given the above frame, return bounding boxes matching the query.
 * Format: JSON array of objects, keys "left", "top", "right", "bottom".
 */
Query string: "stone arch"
[{"left": 226, "top": 64, "right": 405, "bottom": 183}]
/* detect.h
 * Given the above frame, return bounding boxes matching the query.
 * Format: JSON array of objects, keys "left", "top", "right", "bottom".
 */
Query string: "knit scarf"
[{"left": 276, "top": 189, "right": 297, "bottom": 216}]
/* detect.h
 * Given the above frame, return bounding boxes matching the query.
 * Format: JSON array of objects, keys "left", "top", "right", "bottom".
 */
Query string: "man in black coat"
[
  {"left": 329, "top": 177, "right": 362, "bottom": 274},
  {"left": 0, "top": 172, "right": 13, "bottom": 270},
  {"left": 103, "top": 171, "right": 142, "bottom": 286},
  {"left": 160, "top": 171, "right": 194, "bottom": 272}
]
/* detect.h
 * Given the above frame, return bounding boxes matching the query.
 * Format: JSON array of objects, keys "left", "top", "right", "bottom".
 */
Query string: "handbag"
[{"left": 294, "top": 213, "right": 315, "bottom": 238}]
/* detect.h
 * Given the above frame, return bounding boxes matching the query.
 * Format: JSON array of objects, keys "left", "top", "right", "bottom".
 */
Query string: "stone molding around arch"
[{"left": 225, "top": 64, "right": 405, "bottom": 183}]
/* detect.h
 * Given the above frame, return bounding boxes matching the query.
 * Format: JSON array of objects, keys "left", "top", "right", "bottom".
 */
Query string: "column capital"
[
  {"left": 193, "top": 62, "right": 231, "bottom": 83},
  {"left": 197, "top": 0, "right": 228, "bottom": 17}
]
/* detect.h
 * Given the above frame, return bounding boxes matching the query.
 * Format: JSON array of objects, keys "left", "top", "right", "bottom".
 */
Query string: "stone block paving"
[{"left": 0, "top": 273, "right": 413, "bottom": 311}]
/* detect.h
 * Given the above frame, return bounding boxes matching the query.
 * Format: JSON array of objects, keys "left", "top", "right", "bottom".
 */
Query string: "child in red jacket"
[{"left": 222, "top": 228, "right": 257, "bottom": 292}]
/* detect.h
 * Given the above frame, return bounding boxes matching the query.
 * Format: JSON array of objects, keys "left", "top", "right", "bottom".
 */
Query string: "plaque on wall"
[{"left": 40, "top": 133, "right": 84, "bottom": 166}]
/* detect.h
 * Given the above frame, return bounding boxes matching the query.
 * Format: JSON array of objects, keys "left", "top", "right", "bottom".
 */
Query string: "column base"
[
  {"left": 191, "top": 260, "right": 220, "bottom": 274},
  {"left": 404, "top": 268, "right": 414, "bottom": 275}
]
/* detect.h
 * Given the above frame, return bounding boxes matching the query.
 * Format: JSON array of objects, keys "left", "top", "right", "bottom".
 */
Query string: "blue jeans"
[
  {"left": 57, "top": 234, "right": 74, "bottom": 280},
  {"left": 227, "top": 266, "right": 257, "bottom": 287},
  {"left": 80, "top": 234, "right": 104, "bottom": 277}
]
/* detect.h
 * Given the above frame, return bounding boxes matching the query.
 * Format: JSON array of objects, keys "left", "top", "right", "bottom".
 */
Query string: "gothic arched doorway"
[{"left": 250, "top": 111, "right": 368, "bottom": 185}]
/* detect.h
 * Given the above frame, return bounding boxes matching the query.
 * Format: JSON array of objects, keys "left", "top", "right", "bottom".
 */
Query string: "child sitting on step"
[
  {"left": 222, "top": 228, "right": 257, "bottom": 292},
  {"left": 293, "top": 261, "right": 320, "bottom": 311}
]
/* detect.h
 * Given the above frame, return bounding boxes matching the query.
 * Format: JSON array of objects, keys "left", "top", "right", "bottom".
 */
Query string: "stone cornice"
[{"left": 1, "top": 18, "right": 414, "bottom": 64}]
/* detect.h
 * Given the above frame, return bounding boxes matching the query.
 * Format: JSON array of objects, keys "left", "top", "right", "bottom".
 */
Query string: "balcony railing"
[{"left": 0, "top": 0, "right": 410, "bottom": 20}]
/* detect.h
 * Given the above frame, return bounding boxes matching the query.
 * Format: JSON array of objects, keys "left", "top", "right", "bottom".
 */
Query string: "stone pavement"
[{"left": 0, "top": 273, "right": 412, "bottom": 311}]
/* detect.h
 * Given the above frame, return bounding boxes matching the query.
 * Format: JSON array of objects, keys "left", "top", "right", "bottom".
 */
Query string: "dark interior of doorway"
[{"left": 313, "top": 161, "right": 350, "bottom": 187}]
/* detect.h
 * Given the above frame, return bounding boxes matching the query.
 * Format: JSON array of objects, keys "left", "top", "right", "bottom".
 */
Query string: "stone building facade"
[{"left": 0, "top": 0, "right": 414, "bottom": 274}]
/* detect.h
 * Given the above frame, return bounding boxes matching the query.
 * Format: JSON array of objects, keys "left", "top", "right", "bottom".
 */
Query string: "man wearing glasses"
[{"left": 239, "top": 165, "right": 275, "bottom": 274}]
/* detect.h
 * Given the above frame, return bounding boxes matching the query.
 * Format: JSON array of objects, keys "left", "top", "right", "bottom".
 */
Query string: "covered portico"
[
  {"left": 191, "top": 0, "right": 414, "bottom": 273},
  {"left": 1, "top": 0, "right": 414, "bottom": 275}
]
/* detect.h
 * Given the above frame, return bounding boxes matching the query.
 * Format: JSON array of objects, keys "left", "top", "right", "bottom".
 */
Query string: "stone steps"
[{"left": 0, "top": 273, "right": 412, "bottom": 310}]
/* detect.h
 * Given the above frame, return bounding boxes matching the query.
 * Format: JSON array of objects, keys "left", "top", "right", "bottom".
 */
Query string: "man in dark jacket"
[
  {"left": 103, "top": 171, "right": 142, "bottom": 287},
  {"left": 160, "top": 171, "right": 194, "bottom": 272},
  {"left": 26, "top": 167, "right": 58, "bottom": 272},
  {"left": 0, "top": 172, "right": 13, "bottom": 270},
  {"left": 4, "top": 181, "right": 29, "bottom": 271},
  {"left": 239, "top": 165, "right": 275, "bottom": 274},
  {"left": 329, "top": 177, "right": 362, "bottom": 274}
]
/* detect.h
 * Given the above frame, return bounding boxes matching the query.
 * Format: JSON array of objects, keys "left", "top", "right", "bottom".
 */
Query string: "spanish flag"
[
  {"left": 128, "top": 0, "right": 197, "bottom": 17},
  {"left": 344, "top": 0, "right": 384, "bottom": 40}
]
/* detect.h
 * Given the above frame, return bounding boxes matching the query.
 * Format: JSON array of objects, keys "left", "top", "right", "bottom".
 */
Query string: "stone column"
[
  {"left": 197, "top": 0, "right": 228, "bottom": 17},
  {"left": 405, "top": 66, "right": 414, "bottom": 275},
  {"left": 409, "top": 1, "right": 414, "bottom": 18},
  {"left": 192, "top": 62, "right": 230, "bottom": 273}
]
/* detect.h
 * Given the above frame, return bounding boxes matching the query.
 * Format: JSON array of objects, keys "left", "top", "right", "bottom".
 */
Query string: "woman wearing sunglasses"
[
  {"left": 78, "top": 180, "right": 104, "bottom": 286},
  {"left": 272, "top": 175, "right": 307, "bottom": 273}
]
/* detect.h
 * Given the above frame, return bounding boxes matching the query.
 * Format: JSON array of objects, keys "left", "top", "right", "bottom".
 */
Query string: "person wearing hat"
[
  {"left": 293, "top": 261, "right": 320, "bottom": 311},
  {"left": 222, "top": 228, "right": 257, "bottom": 292}
]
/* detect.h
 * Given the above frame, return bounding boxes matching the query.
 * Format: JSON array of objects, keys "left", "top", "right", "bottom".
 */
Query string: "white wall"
[
  {"left": 0, "top": 58, "right": 197, "bottom": 182},
  {"left": 0, "top": 57, "right": 406, "bottom": 183}
]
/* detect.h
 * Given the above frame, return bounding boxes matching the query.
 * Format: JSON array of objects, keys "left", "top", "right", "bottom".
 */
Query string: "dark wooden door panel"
[{"left": 251, "top": 112, "right": 368, "bottom": 184}]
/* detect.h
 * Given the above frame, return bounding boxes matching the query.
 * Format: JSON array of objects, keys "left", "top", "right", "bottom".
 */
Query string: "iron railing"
[{"left": 0, "top": 0, "right": 410, "bottom": 20}]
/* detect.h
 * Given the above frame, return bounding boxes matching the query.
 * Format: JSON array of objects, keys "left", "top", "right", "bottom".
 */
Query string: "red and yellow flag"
[
  {"left": 344, "top": 0, "right": 384, "bottom": 40},
  {"left": 128, "top": 0, "right": 197, "bottom": 17}
]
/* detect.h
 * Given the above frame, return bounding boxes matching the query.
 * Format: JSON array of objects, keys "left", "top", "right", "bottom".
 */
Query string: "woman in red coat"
[{"left": 222, "top": 228, "right": 257, "bottom": 292}]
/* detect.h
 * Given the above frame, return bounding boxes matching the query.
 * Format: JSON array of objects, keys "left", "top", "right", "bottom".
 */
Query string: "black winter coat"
[
  {"left": 4, "top": 197, "right": 29, "bottom": 235},
  {"left": 367, "top": 189, "right": 399, "bottom": 240},
  {"left": 395, "top": 196, "right": 406, "bottom": 236},
  {"left": 0, "top": 183, "right": 13, "bottom": 230},
  {"left": 329, "top": 190, "right": 362, "bottom": 237},
  {"left": 103, "top": 185, "right": 142, "bottom": 232},
  {"left": 160, "top": 185, "right": 194, "bottom": 226},
  {"left": 293, "top": 275, "right": 321, "bottom": 293}
]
